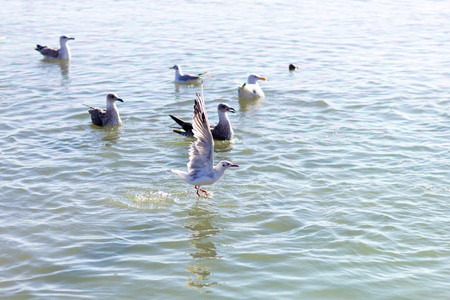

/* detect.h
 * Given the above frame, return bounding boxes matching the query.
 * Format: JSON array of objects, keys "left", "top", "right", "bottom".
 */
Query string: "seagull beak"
[
  {"left": 231, "top": 164, "right": 239, "bottom": 167},
  {"left": 117, "top": 98, "right": 124, "bottom": 102},
  {"left": 259, "top": 77, "right": 267, "bottom": 81},
  {"left": 169, "top": 66, "right": 174, "bottom": 69},
  {"left": 228, "top": 107, "right": 236, "bottom": 113},
  {"left": 69, "top": 37, "right": 75, "bottom": 40}
]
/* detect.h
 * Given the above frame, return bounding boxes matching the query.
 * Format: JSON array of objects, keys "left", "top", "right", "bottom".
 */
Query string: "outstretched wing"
[{"left": 187, "top": 93, "right": 214, "bottom": 176}]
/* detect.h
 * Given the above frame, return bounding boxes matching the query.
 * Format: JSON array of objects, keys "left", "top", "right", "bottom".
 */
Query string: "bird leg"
[{"left": 195, "top": 185, "right": 209, "bottom": 197}]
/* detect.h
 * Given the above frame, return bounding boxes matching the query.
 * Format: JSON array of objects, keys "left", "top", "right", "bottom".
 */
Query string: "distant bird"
[
  {"left": 289, "top": 63, "right": 298, "bottom": 71},
  {"left": 172, "top": 93, "right": 239, "bottom": 197},
  {"left": 85, "top": 94, "right": 124, "bottom": 127},
  {"left": 238, "top": 74, "right": 267, "bottom": 99},
  {"left": 35, "top": 35, "right": 75, "bottom": 60},
  {"left": 170, "top": 64, "right": 208, "bottom": 84},
  {"left": 170, "top": 103, "right": 235, "bottom": 140}
]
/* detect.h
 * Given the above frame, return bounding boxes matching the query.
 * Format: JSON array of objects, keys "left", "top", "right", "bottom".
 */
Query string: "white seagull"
[
  {"left": 85, "top": 94, "right": 124, "bottom": 127},
  {"left": 169, "top": 103, "right": 235, "bottom": 141},
  {"left": 170, "top": 64, "right": 208, "bottom": 84},
  {"left": 35, "top": 35, "right": 75, "bottom": 60},
  {"left": 172, "top": 93, "right": 239, "bottom": 197},
  {"left": 238, "top": 74, "right": 267, "bottom": 99}
]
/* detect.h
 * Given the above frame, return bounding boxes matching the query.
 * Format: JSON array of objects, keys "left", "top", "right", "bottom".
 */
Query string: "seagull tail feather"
[
  {"left": 169, "top": 115, "right": 187, "bottom": 127},
  {"left": 82, "top": 104, "right": 95, "bottom": 110},
  {"left": 173, "top": 129, "right": 194, "bottom": 138}
]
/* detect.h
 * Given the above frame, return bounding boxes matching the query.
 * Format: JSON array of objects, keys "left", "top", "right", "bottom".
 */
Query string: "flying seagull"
[{"left": 172, "top": 93, "right": 239, "bottom": 197}]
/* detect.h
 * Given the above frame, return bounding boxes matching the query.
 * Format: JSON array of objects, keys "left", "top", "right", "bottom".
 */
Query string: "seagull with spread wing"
[{"left": 172, "top": 93, "right": 239, "bottom": 197}]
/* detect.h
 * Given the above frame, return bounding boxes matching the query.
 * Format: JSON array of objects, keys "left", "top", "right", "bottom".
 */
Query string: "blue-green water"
[{"left": 1, "top": 0, "right": 449, "bottom": 299}]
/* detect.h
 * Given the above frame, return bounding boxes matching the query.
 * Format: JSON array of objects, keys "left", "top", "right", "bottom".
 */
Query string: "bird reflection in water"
[
  {"left": 100, "top": 126, "right": 122, "bottom": 148},
  {"left": 40, "top": 59, "right": 71, "bottom": 80},
  {"left": 185, "top": 203, "right": 220, "bottom": 293},
  {"left": 57, "top": 59, "right": 70, "bottom": 77},
  {"left": 238, "top": 96, "right": 262, "bottom": 112}
]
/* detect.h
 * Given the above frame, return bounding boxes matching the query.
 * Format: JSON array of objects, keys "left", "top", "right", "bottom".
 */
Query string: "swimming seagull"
[
  {"left": 35, "top": 35, "right": 75, "bottom": 60},
  {"left": 238, "top": 74, "right": 267, "bottom": 99},
  {"left": 85, "top": 94, "right": 124, "bottom": 127},
  {"left": 169, "top": 103, "right": 235, "bottom": 140},
  {"left": 289, "top": 63, "right": 298, "bottom": 71},
  {"left": 172, "top": 93, "right": 239, "bottom": 197},
  {"left": 170, "top": 64, "right": 208, "bottom": 84}
]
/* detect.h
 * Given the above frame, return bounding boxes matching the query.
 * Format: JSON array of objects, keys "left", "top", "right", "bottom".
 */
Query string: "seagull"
[
  {"left": 85, "top": 94, "right": 124, "bottom": 127},
  {"left": 238, "top": 74, "right": 267, "bottom": 99},
  {"left": 35, "top": 35, "right": 75, "bottom": 60},
  {"left": 169, "top": 103, "right": 235, "bottom": 140},
  {"left": 170, "top": 64, "right": 208, "bottom": 84},
  {"left": 172, "top": 93, "right": 239, "bottom": 197}
]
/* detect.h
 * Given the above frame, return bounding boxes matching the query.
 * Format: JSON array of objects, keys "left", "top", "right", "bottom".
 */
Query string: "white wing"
[{"left": 187, "top": 93, "right": 214, "bottom": 177}]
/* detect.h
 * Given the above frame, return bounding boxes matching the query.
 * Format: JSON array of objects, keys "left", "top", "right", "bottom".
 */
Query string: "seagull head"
[
  {"left": 219, "top": 161, "right": 239, "bottom": 170},
  {"left": 60, "top": 35, "right": 75, "bottom": 42},
  {"left": 107, "top": 93, "right": 124, "bottom": 103},
  {"left": 247, "top": 74, "right": 267, "bottom": 84},
  {"left": 218, "top": 103, "right": 235, "bottom": 113},
  {"left": 170, "top": 64, "right": 180, "bottom": 70}
]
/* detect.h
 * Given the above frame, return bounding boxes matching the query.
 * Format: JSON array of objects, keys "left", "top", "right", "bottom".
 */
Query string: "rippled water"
[{"left": 1, "top": 0, "right": 449, "bottom": 299}]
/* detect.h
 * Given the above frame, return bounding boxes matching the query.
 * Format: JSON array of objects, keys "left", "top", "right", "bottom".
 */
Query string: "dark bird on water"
[
  {"left": 85, "top": 94, "right": 124, "bottom": 127},
  {"left": 170, "top": 103, "right": 235, "bottom": 140}
]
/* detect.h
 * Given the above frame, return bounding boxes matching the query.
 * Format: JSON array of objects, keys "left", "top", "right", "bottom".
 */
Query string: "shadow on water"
[{"left": 184, "top": 202, "right": 221, "bottom": 293}]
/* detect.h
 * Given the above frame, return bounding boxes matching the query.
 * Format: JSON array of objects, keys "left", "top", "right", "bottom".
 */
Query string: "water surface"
[{"left": 0, "top": 0, "right": 449, "bottom": 299}]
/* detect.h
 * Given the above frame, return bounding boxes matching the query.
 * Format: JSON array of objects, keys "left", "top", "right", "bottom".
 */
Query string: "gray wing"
[
  {"left": 88, "top": 108, "right": 106, "bottom": 126},
  {"left": 38, "top": 46, "right": 59, "bottom": 58},
  {"left": 180, "top": 74, "right": 200, "bottom": 81},
  {"left": 187, "top": 93, "right": 214, "bottom": 175}
]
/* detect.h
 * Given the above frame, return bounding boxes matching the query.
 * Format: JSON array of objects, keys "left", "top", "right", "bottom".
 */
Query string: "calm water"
[{"left": 1, "top": 0, "right": 449, "bottom": 299}]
